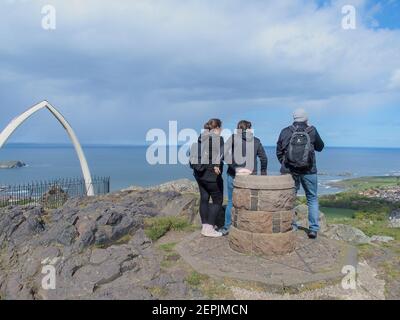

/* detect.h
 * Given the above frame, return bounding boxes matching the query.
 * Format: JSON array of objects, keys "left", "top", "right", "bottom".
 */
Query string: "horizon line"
[{"left": 3, "top": 142, "right": 400, "bottom": 150}]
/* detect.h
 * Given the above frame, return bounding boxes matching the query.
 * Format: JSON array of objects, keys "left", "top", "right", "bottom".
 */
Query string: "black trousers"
[{"left": 195, "top": 175, "right": 224, "bottom": 226}]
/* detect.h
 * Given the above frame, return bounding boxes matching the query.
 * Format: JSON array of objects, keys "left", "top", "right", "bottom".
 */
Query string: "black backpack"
[{"left": 285, "top": 125, "right": 314, "bottom": 170}]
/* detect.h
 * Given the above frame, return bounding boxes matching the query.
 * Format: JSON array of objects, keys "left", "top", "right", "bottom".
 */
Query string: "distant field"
[{"left": 329, "top": 176, "right": 400, "bottom": 191}]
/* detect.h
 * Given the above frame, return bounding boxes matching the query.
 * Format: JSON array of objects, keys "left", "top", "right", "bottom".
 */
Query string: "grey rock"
[
  {"left": 0, "top": 204, "right": 46, "bottom": 247},
  {"left": 388, "top": 210, "right": 400, "bottom": 228},
  {"left": 0, "top": 183, "right": 200, "bottom": 300},
  {"left": 123, "top": 179, "right": 199, "bottom": 194},
  {"left": 149, "top": 179, "right": 199, "bottom": 194},
  {"left": 370, "top": 235, "right": 394, "bottom": 243},
  {"left": 294, "top": 204, "right": 328, "bottom": 233},
  {"left": 325, "top": 224, "right": 371, "bottom": 244}
]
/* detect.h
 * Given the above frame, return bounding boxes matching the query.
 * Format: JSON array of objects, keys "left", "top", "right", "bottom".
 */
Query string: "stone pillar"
[{"left": 229, "top": 175, "right": 297, "bottom": 257}]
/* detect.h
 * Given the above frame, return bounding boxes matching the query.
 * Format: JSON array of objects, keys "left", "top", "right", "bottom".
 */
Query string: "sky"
[{"left": 0, "top": 0, "right": 399, "bottom": 148}]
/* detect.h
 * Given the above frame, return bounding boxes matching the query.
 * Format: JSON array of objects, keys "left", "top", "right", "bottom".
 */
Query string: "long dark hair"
[{"left": 204, "top": 118, "right": 222, "bottom": 130}]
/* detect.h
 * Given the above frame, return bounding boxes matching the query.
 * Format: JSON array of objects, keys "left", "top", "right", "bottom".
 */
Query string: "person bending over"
[{"left": 220, "top": 120, "right": 268, "bottom": 236}]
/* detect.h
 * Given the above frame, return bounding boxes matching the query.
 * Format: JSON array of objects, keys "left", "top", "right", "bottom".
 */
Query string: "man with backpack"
[{"left": 276, "top": 109, "right": 324, "bottom": 239}]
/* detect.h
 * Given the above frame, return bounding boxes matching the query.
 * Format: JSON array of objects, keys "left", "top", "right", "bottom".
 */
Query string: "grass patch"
[
  {"left": 357, "top": 244, "right": 376, "bottom": 260},
  {"left": 186, "top": 271, "right": 209, "bottom": 287},
  {"left": 185, "top": 271, "right": 232, "bottom": 299},
  {"left": 144, "top": 216, "right": 194, "bottom": 241},
  {"left": 0, "top": 199, "right": 34, "bottom": 208},
  {"left": 352, "top": 220, "right": 400, "bottom": 240},
  {"left": 158, "top": 242, "right": 177, "bottom": 252},
  {"left": 148, "top": 286, "right": 168, "bottom": 298},
  {"left": 380, "top": 259, "right": 400, "bottom": 281},
  {"left": 159, "top": 242, "right": 181, "bottom": 269}
]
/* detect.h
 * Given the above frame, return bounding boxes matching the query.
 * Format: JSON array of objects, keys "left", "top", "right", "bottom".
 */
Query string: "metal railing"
[{"left": 0, "top": 176, "right": 110, "bottom": 209}]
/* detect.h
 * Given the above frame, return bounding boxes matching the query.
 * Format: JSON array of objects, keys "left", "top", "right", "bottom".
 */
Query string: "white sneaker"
[
  {"left": 201, "top": 224, "right": 209, "bottom": 236},
  {"left": 203, "top": 225, "right": 223, "bottom": 238}
]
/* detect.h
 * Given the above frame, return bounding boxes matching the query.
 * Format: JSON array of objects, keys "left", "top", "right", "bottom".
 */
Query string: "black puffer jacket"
[
  {"left": 276, "top": 122, "right": 324, "bottom": 174},
  {"left": 225, "top": 131, "right": 268, "bottom": 177}
]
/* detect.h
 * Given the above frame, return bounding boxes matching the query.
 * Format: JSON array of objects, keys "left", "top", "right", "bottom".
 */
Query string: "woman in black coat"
[{"left": 190, "top": 119, "right": 224, "bottom": 238}]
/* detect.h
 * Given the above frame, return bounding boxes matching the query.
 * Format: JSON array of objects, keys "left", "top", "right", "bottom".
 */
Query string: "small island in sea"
[{"left": 0, "top": 161, "right": 26, "bottom": 169}]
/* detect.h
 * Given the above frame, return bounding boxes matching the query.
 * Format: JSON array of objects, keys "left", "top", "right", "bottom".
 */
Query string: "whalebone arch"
[{"left": 0, "top": 100, "right": 94, "bottom": 196}]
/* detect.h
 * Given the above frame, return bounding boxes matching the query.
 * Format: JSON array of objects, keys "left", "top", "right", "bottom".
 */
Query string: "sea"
[{"left": 1, "top": 144, "right": 400, "bottom": 195}]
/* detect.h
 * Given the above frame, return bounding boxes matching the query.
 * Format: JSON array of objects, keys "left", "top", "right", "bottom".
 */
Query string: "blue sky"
[{"left": 0, "top": 0, "right": 399, "bottom": 147}]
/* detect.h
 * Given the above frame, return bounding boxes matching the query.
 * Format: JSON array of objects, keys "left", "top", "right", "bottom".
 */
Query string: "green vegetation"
[
  {"left": 144, "top": 216, "right": 194, "bottom": 241},
  {"left": 160, "top": 252, "right": 181, "bottom": 268},
  {"left": 329, "top": 216, "right": 400, "bottom": 241},
  {"left": 320, "top": 191, "right": 399, "bottom": 239},
  {"left": 381, "top": 258, "right": 400, "bottom": 282},
  {"left": 320, "top": 191, "right": 400, "bottom": 239},
  {"left": 320, "top": 192, "right": 393, "bottom": 215},
  {"left": 186, "top": 271, "right": 209, "bottom": 286},
  {"left": 330, "top": 176, "right": 400, "bottom": 191},
  {"left": 158, "top": 242, "right": 177, "bottom": 252},
  {"left": 0, "top": 199, "right": 33, "bottom": 208},
  {"left": 157, "top": 242, "right": 181, "bottom": 268},
  {"left": 185, "top": 271, "right": 232, "bottom": 298},
  {"left": 320, "top": 177, "right": 400, "bottom": 241},
  {"left": 320, "top": 207, "right": 356, "bottom": 219},
  {"left": 148, "top": 286, "right": 168, "bottom": 298}
]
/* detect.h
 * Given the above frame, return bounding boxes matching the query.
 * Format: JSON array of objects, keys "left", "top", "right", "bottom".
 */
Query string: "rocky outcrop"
[
  {"left": 0, "top": 188, "right": 199, "bottom": 300},
  {"left": 370, "top": 235, "right": 394, "bottom": 243},
  {"left": 0, "top": 161, "right": 26, "bottom": 169},
  {"left": 324, "top": 224, "right": 371, "bottom": 245},
  {"left": 122, "top": 179, "right": 198, "bottom": 194},
  {"left": 323, "top": 224, "right": 394, "bottom": 245}
]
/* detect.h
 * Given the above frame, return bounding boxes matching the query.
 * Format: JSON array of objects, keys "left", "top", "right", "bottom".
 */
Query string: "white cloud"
[
  {"left": 0, "top": 0, "right": 399, "bottom": 145},
  {"left": 389, "top": 69, "right": 400, "bottom": 89}
]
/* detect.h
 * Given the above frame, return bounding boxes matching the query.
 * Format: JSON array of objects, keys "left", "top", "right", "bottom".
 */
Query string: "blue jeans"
[
  {"left": 293, "top": 174, "right": 320, "bottom": 232},
  {"left": 224, "top": 174, "right": 234, "bottom": 230}
]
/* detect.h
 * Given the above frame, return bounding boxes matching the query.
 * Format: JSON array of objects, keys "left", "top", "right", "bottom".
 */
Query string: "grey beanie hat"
[{"left": 293, "top": 108, "right": 309, "bottom": 122}]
